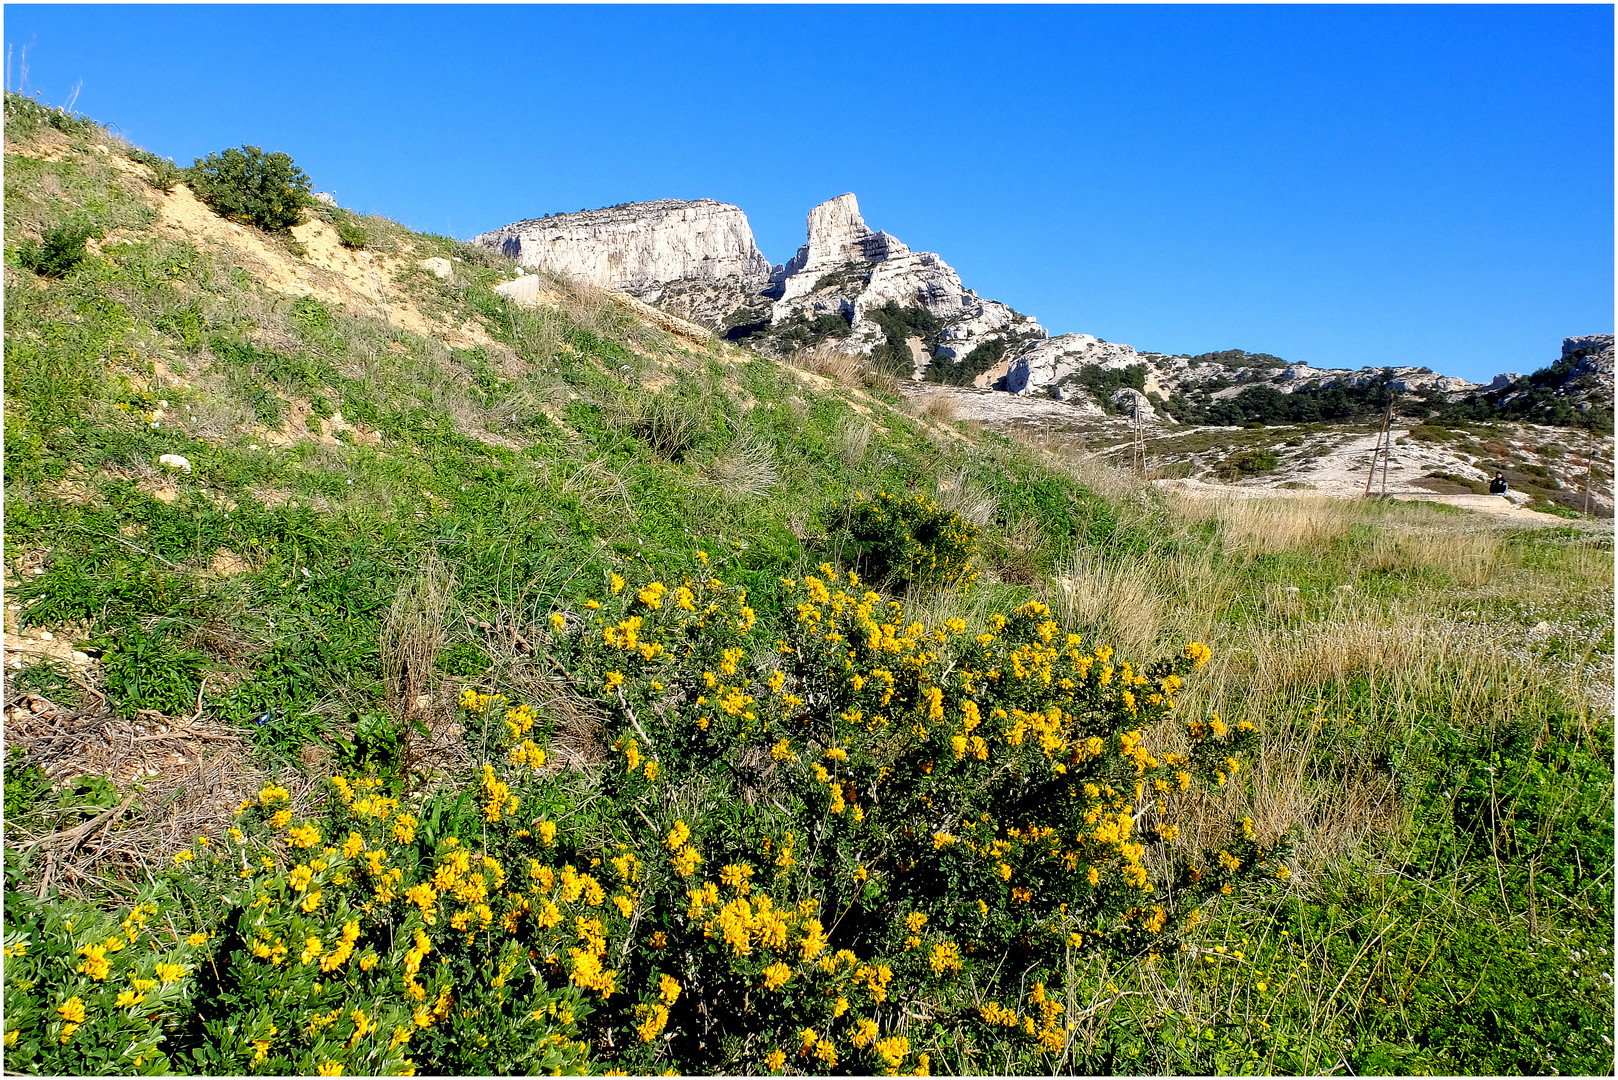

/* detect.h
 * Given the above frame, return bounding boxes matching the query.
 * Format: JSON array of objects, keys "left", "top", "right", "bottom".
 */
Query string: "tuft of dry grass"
[
  {"left": 1049, "top": 548, "right": 1166, "bottom": 662},
  {"left": 838, "top": 419, "right": 873, "bottom": 470},
  {"left": 702, "top": 429, "right": 780, "bottom": 500},
  {"left": 789, "top": 344, "right": 897, "bottom": 394},
  {"left": 1358, "top": 523, "right": 1504, "bottom": 586},
  {"left": 910, "top": 391, "right": 959, "bottom": 423},
  {"left": 933, "top": 467, "right": 997, "bottom": 528},
  {"left": 379, "top": 553, "right": 455, "bottom": 721},
  {"left": 1168, "top": 495, "right": 1358, "bottom": 556}
]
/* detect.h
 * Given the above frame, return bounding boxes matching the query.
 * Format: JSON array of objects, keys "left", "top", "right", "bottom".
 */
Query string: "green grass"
[{"left": 4, "top": 96, "right": 1613, "bottom": 1075}]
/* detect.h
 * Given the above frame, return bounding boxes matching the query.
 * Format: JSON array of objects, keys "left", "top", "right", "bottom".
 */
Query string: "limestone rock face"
[
  {"left": 763, "top": 193, "right": 1046, "bottom": 378},
  {"left": 1004, "top": 334, "right": 1150, "bottom": 396},
  {"left": 1563, "top": 334, "right": 1614, "bottom": 359},
  {"left": 472, "top": 200, "right": 773, "bottom": 314}
]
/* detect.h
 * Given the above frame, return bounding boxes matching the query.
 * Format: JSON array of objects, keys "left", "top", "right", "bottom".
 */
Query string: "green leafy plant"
[
  {"left": 15, "top": 223, "right": 103, "bottom": 278},
  {"left": 128, "top": 149, "right": 183, "bottom": 193},
  {"left": 1213, "top": 448, "right": 1278, "bottom": 481},
  {"left": 98, "top": 625, "right": 208, "bottom": 719},
  {"left": 187, "top": 146, "right": 312, "bottom": 232},
  {"left": 3, "top": 749, "right": 51, "bottom": 825},
  {"left": 2, "top": 567, "right": 1268, "bottom": 1077}
]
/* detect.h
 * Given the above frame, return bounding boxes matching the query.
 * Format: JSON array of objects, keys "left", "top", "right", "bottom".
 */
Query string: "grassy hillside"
[{"left": 3, "top": 95, "right": 1613, "bottom": 1076}]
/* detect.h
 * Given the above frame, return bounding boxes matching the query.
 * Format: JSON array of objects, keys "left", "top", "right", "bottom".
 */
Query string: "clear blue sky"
[{"left": 6, "top": 4, "right": 1611, "bottom": 381}]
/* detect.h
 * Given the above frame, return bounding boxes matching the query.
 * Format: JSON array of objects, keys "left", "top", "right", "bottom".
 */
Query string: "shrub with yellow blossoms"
[
  {"left": 5, "top": 557, "right": 1275, "bottom": 1077},
  {"left": 526, "top": 559, "right": 1276, "bottom": 1073}
]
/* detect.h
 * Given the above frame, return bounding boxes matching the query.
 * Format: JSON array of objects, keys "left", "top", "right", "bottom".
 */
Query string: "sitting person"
[{"left": 1489, "top": 471, "right": 1508, "bottom": 495}]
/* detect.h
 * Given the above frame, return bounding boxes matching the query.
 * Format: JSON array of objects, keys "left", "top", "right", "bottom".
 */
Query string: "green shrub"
[
  {"left": 15, "top": 223, "right": 103, "bottom": 278},
  {"left": 335, "top": 219, "right": 368, "bottom": 250},
  {"left": 128, "top": 150, "right": 182, "bottom": 193},
  {"left": 843, "top": 490, "right": 981, "bottom": 589},
  {"left": 187, "top": 146, "right": 312, "bottom": 232},
  {"left": 3, "top": 748, "right": 50, "bottom": 824},
  {"left": 1213, "top": 448, "right": 1278, "bottom": 481},
  {"left": 2, "top": 91, "right": 97, "bottom": 138}
]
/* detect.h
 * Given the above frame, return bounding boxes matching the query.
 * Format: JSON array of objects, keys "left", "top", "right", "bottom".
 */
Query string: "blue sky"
[{"left": 5, "top": 4, "right": 1611, "bottom": 381}]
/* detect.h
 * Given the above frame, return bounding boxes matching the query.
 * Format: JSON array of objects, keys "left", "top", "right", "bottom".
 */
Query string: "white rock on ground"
[{"left": 158, "top": 454, "right": 192, "bottom": 473}]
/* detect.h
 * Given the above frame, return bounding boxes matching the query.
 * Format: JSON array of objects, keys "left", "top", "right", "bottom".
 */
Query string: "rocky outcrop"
[
  {"left": 472, "top": 200, "right": 773, "bottom": 320},
  {"left": 757, "top": 193, "right": 1045, "bottom": 378}
]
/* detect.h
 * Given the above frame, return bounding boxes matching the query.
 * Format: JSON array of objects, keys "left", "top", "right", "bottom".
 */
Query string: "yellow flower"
[
  {"left": 550, "top": 611, "right": 566, "bottom": 631},
  {"left": 610, "top": 573, "right": 626, "bottom": 594},
  {"left": 658, "top": 974, "right": 681, "bottom": 1005},
  {"left": 76, "top": 943, "right": 111, "bottom": 980},
  {"left": 287, "top": 823, "right": 322, "bottom": 849},
  {"left": 316, "top": 1061, "right": 343, "bottom": 1076},
  {"left": 665, "top": 820, "right": 691, "bottom": 850},
  {"left": 155, "top": 962, "right": 187, "bottom": 984},
  {"left": 187, "top": 932, "right": 208, "bottom": 946},
  {"left": 764, "top": 1048, "right": 786, "bottom": 1071},
  {"left": 762, "top": 961, "right": 792, "bottom": 991},
  {"left": 671, "top": 846, "right": 701, "bottom": 877},
  {"left": 57, "top": 996, "right": 87, "bottom": 1024},
  {"left": 604, "top": 671, "right": 625, "bottom": 691},
  {"left": 173, "top": 849, "right": 195, "bottom": 865}
]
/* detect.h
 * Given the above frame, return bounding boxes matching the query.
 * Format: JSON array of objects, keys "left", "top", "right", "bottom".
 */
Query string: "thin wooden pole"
[
  {"left": 1585, "top": 427, "right": 1594, "bottom": 515},
  {"left": 1364, "top": 397, "right": 1394, "bottom": 498}
]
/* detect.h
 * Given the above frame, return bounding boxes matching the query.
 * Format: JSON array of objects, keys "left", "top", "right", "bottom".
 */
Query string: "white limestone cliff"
[{"left": 472, "top": 199, "right": 772, "bottom": 297}]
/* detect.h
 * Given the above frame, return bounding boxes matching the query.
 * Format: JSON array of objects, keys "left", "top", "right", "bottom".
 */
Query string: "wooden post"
[
  {"left": 1585, "top": 427, "right": 1594, "bottom": 515},
  {"left": 1363, "top": 396, "right": 1395, "bottom": 498},
  {"left": 1131, "top": 397, "right": 1146, "bottom": 476}
]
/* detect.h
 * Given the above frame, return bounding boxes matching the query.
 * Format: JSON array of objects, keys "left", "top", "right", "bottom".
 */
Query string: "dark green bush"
[
  {"left": 843, "top": 490, "right": 980, "bottom": 589},
  {"left": 187, "top": 146, "right": 312, "bottom": 232},
  {"left": 335, "top": 218, "right": 368, "bottom": 249},
  {"left": 129, "top": 149, "right": 183, "bottom": 192},
  {"left": 15, "top": 222, "right": 102, "bottom": 278},
  {"left": 1214, "top": 448, "right": 1279, "bottom": 480}
]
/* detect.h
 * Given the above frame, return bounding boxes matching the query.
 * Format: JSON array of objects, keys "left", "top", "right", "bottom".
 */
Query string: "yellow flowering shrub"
[{"left": 5, "top": 561, "right": 1271, "bottom": 1076}]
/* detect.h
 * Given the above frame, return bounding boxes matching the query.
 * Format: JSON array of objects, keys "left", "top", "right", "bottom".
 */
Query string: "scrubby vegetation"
[
  {"left": 3, "top": 95, "right": 1613, "bottom": 1076},
  {"left": 186, "top": 146, "right": 313, "bottom": 233}
]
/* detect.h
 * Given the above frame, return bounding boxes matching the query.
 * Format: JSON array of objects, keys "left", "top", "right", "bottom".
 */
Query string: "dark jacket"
[{"left": 1489, "top": 475, "right": 1508, "bottom": 495}]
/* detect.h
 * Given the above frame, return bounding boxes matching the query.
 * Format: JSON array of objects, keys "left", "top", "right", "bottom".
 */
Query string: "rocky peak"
[{"left": 752, "top": 193, "right": 1045, "bottom": 379}]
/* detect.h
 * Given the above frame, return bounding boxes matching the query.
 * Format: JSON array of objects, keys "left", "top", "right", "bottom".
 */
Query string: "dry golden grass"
[
  {"left": 702, "top": 429, "right": 780, "bottom": 500},
  {"left": 789, "top": 344, "right": 897, "bottom": 394},
  {"left": 1048, "top": 548, "right": 1166, "bottom": 662},
  {"left": 379, "top": 554, "right": 455, "bottom": 721},
  {"left": 1171, "top": 495, "right": 1358, "bottom": 556},
  {"left": 933, "top": 467, "right": 998, "bottom": 528},
  {"left": 1357, "top": 523, "right": 1505, "bottom": 585},
  {"left": 838, "top": 419, "right": 873, "bottom": 470},
  {"left": 911, "top": 391, "right": 960, "bottom": 423}
]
